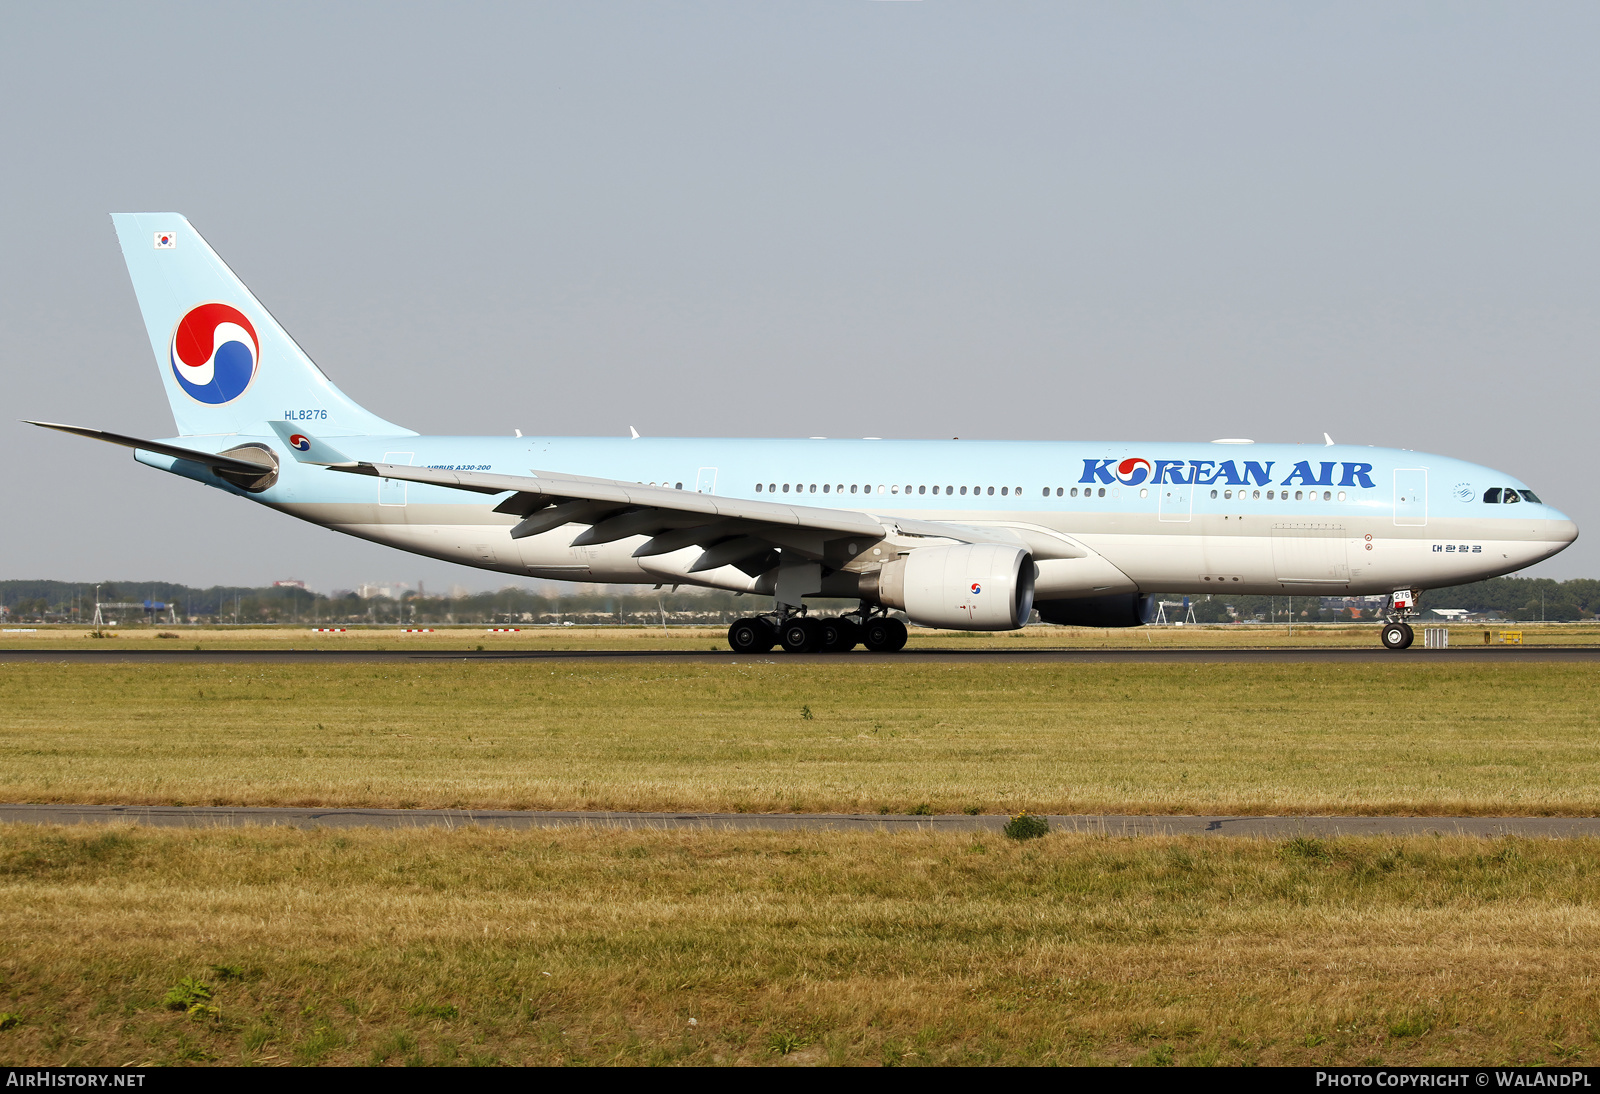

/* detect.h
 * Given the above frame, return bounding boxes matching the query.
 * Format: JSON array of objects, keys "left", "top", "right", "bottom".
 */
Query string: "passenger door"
[
  {"left": 695, "top": 467, "right": 718, "bottom": 494},
  {"left": 1158, "top": 483, "right": 1192, "bottom": 522},
  {"left": 379, "top": 452, "right": 414, "bottom": 507},
  {"left": 1394, "top": 469, "right": 1427, "bottom": 527}
]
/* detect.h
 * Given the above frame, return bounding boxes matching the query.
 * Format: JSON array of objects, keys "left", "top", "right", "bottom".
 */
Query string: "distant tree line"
[
  {"left": 0, "top": 576, "right": 1591, "bottom": 626},
  {"left": 0, "top": 580, "right": 845, "bottom": 626},
  {"left": 1187, "top": 576, "right": 1596, "bottom": 624}
]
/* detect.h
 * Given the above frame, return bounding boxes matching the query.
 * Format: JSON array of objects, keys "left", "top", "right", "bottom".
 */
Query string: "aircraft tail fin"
[{"left": 110, "top": 213, "right": 414, "bottom": 438}]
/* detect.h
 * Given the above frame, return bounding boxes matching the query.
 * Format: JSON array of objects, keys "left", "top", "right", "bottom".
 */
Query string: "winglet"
[
  {"left": 1323, "top": 432, "right": 1336, "bottom": 446},
  {"left": 268, "top": 422, "right": 354, "bottom": 465}
]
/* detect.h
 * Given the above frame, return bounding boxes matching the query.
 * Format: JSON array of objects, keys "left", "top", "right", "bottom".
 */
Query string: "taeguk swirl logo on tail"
[{"left": 170, "top": 303, "right": 259, "bottom": 404}]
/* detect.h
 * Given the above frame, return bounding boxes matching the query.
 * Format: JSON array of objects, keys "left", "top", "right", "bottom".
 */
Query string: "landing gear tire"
[
  {"left": 1380, "top": 621, "right": 1414, "bottom": 650},
  {"left": 818, "top": 617, "right": 859, "bottom": 653},
  {"left": 862, "top": 617, "right": 908, "bottom": 652},
  {"left": 779, "top": 617, "right": 822, "bottom": 653},
  {"left": 727, "top": 618, "right": 775, "bottom": 654}
]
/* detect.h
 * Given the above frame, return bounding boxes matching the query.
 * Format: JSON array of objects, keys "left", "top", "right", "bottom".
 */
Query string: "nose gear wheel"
[{"left": 1380, "top": 621, "right": 1414, "bottom": 650}]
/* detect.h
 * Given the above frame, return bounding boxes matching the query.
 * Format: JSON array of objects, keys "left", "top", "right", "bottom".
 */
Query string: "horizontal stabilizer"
[{"left": 24, "top": 421, "right": 279, "bottom": 478}]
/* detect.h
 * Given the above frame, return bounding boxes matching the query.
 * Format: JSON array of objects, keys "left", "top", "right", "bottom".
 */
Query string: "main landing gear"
[
  {"left": 1379, "top": 589, "right": 1417, "bottom": 650},
  {"left": 726, "top": 609, "right": 907, "bottom": 653}
]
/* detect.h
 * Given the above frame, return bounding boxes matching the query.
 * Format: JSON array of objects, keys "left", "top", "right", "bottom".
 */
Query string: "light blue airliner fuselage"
[{"left": 137, "top": 433, "right": 1574, "bottom": 598}]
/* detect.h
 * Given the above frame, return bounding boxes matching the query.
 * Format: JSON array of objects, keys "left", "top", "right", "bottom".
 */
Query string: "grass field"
[
  {"left": 4, "top": 621, "right": 1597, "bottom": 651},
  {"left": 3, "top": 637, "right": 1596, "bottom": 1067},
  {"left": 0, "top": 825, "right": 1596, "bottom": 1067},
  {"left": 1, "top": 660, "right": 1596, "bottom": 815}
]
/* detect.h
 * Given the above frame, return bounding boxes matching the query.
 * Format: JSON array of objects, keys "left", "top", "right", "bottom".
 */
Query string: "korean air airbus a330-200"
[{"left": 29, "top": 214, "right": 1578, "bottom": 651}]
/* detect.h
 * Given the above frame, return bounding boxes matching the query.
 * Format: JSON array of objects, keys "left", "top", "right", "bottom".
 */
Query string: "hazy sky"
[{"left": 3, "top": 2, "right": 1596, "bottom": 591}]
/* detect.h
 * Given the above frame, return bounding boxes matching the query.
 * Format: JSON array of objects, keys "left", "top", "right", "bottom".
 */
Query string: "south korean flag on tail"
[{"left": 153, "top": 231, "right": 175, "bottom": 249}]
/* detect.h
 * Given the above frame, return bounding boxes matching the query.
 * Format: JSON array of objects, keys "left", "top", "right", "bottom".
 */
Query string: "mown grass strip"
[
  {"left": 0, "top": 661, "right": 1595, "bottom": 815},
  {"left": 0, "top": 826, "right": 1595, "bottom": 1066}
]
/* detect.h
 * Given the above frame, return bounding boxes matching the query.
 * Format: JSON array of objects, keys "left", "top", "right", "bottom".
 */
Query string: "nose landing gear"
[
  {"left": 1380, "top": 621, "right": 1414, "bottom": 650},
  {"left": 1379, "top": 589, "right": 1418, "bottom": 650}
]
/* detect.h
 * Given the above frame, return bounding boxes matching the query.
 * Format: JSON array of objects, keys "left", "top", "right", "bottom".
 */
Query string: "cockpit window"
[
  {"left": 1483, "top": 488, "right": 1502, "bottom": 503},
  {"left": 1503, "top": 488, "right": 1521, "bottom": 504},
  {"left": 1520, "top": 489, "right": 1542, "bottom": 503}
]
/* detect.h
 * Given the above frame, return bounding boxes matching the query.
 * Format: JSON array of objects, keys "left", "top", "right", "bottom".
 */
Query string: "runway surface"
[
  {"left": 2, "top": 803, "right": 1595, "bottom": 837},
  {"left": 2, "top": 646, "right": 1596, "bottom": 664}
]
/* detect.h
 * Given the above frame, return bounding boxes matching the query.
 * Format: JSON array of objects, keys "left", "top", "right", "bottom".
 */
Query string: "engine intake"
[{"left": 870, "top": 544, "right": 1035, "bottom": 631}]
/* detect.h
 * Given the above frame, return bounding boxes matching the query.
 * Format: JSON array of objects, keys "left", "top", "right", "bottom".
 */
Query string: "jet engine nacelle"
[
  {"left": 871, "top": 544, "right": 1036, "bottom": 631},
  {"left": 1035, "top": 593, "right": 1156, "bottom": 628}
]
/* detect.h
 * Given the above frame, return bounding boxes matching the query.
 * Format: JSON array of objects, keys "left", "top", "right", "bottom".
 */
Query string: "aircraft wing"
[{"left": 330, "top": 461, "right": 1070, "bottom": 572}]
